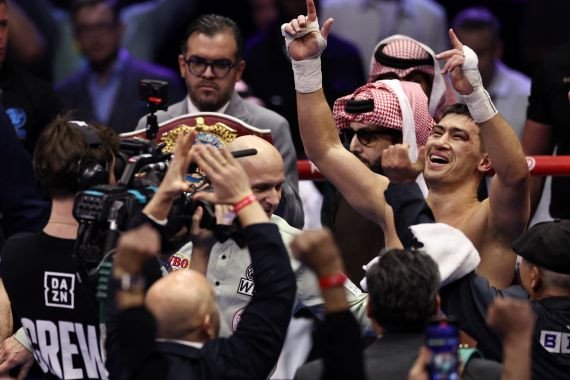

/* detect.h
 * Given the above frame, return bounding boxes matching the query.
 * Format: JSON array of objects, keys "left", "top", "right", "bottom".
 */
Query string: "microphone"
[
  {"left": 231, "top": 148, "right": 257, "bottom": 159},
  {"left": 187, "top": 148, "right": 258, "bottom": 174}
]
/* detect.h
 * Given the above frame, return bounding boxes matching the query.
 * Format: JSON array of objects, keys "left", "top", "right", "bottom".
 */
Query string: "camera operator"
[
  {"left": 110, "top": 132, "right": 296, "bottom": 380},
  {"left": 0, "top": 115, "right": 119, "bottom": 379}
]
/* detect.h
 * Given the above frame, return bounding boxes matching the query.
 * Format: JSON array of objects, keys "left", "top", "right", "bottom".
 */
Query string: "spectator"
[
  {"left": 243, "top": 0, "right": 365, "bottom": 158},
  {"left": 15, "top": 0, "right": 198, "bottom": 83},
  {"left": 522, "top": 42, "right": 570, "bottom": 220},
  {"left": 368, "top": 34, "right": 457, "bottom": 122},
  {"left": 320, "top": 0, "right": 448, "bottom": 73},
  {"left": 55, "top": 0, "right": 185, "bottom": 134},
  {"left": 453, "top": 6, "right": 530, "bottom": 139},
  {"left": 0, "top": 0, "right": 63, "bottom": 154},
  {"left": 0, "top": 104, "right": 49, "bottom": 247}
]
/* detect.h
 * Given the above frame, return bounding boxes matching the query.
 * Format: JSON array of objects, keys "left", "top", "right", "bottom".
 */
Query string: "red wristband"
[
  {"left": 233, "top": 193, "right": 257, "bottom": 214},
  {"left": 318, "top": 272, "right": 347, "bottom": 289}
]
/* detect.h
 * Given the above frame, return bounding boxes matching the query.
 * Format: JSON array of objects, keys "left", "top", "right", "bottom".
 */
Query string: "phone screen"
[{"left": 425, "top": 319, "right": 460, "bottom": 380}]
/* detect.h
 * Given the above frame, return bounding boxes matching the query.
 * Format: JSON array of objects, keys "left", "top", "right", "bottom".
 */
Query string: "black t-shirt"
[
  {"left": 526, "top": 43, "right": 570, "bottom": 218},
  {"left": 0, "top": 232, "right": 107, "bottom": 380},
  {"left": 441, "top": 273, "right": 570, "bottom": 380}
]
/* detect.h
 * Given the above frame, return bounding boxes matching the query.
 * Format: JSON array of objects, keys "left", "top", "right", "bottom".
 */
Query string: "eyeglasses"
[
  {"left": 75, "top": 21, "right": 117, "bottom": 36},
  {"left": 339, "top": 128, "right": 400, "bottom": 147},
  {"left": 184, "top": 56, "right": 237, "bottom": 79}
]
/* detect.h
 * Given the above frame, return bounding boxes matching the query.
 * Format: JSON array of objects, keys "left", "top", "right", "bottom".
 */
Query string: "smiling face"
[
  {"left": 179, "top": 31, "right": 245, "bottom": 111},
  {"left": 423, "top": 113, "right": 489, "bottom": 187}
]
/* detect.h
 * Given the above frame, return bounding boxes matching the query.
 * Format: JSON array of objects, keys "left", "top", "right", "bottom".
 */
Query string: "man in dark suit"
[
  {"left": 55, "top": 0, "right": 185, "bottom": 134},
  {"left": 135, "top": 14, "right": 303, "bottom": 227}
]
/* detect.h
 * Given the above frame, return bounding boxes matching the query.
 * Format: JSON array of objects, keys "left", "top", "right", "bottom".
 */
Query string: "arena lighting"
[{"left": 297, "top": 156, "right": 570, "bottom": 180}]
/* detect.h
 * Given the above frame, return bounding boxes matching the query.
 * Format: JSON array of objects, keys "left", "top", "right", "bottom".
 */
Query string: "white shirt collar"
[
  {"left": 156, "top": 338, "right": 204, "bottom": 349},
  {"left": 186, "top": 96, "right": 230, "bottom": 115}
]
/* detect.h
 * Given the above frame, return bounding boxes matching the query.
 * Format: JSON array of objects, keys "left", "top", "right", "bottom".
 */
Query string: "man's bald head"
[
  {"left": 145, "top": 270, "right": 220, "bottom": 342},
  {"left": 229, "top": 135, "right": 284, "bottom": 175},
  {"left": 228, "top": 136, "right": 285, "bottom": 216}
]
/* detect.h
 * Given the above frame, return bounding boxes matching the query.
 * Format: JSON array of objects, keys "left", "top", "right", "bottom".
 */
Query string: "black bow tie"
[{"left": 213, "top": 224, "right": 246, "bottom": 248}]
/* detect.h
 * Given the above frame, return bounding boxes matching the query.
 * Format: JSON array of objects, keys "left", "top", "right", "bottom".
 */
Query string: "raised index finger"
[
  {"left": 448, "top": 28, "right": 463, "bottom": 50},
  {"left": 306, "top": 0, "right": 317, "bottom": 22}
]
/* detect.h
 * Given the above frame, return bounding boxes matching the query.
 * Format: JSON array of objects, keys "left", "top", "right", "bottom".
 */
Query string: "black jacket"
[{"left": 115, "top": 223, "right": 296, "bottom": 380}]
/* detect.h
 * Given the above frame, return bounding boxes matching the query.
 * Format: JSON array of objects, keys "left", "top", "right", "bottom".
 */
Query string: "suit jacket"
[
  {"left": 136, "top": 92, "right": 298, "bottom": 188},
  {"left": 296, "top": 332, "right": 502, "bottom": 380},
  {"left": 135, "top": 93, "right": 304, "bottom": 227},
  {"left": 296, "top": 332, "right": 424, "bottom": 380},
  {"left": 55, "top": 52, "right": 185, "bottom": 134},
  {"left": 117, "top": 223, "right": 297, "bottom": 380}
]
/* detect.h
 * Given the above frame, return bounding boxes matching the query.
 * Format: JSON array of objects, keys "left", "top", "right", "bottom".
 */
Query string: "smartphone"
[{"left": 425, "top": 318, "right": 460, "bottom": 380}]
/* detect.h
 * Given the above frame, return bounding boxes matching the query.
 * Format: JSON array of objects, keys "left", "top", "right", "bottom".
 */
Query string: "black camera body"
[
  {"left": 139, "top": 79, "right": 169, "bottom": 110},
  {"left": 73, "top": 145, "right": 218, "bottom": 268},
  {"left": 139, "top": 79, "right": 169, "bottom": 140}
]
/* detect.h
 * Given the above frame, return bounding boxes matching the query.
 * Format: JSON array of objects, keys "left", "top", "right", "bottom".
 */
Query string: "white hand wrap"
[
  {"left": 460, "top": 45, "right": 497, "bottom": 123},
  {"left": 281, "top": 18, "right": 327, "bottom": 93},
  {"left": 14, "top": 327, "right": 32, "bottom": 351}
]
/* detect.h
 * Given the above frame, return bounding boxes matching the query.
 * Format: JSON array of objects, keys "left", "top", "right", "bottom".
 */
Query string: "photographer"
[
  {"left": 0, "top": 115, "right": 119, "bottom": 379},
  {"left": 110, "top": 132, "right": 296, "bottom": 380}
]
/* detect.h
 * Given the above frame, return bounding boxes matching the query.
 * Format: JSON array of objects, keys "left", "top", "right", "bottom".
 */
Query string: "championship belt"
[{"left": 120, "top": 112, "right": 273, "bottom": 153}]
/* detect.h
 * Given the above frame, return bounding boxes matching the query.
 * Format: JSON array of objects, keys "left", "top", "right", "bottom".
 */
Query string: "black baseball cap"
[{"left": 512, "top": 219, "right": 570, "bottom": 274}]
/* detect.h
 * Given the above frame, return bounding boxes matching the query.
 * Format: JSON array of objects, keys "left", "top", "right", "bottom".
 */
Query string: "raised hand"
[
  {"left": 407, "top": 346, "right": 430, "bottom": 380},
  {"left": 486, "top": 297, "right": 535, "bottom": 341},
  {"left": 435, "top": 29, "right": 476, "bottom": 96},
  {"left": 143, "top": 131, "right": 196, "bottom": 221},
  {"left": 191, "top": 145, "right": 252, "bottom": 205},
  {"left": 381, "top": 144, "right": 426, "bottom": 184},
  {"left": 114, "top": 224, "right": 161, "bottom": 275},
  {"left": 156, "top": 130, "right": 196, "bottom": 199},
  {"left": 290, "top": 229, "right": 344, "bottom": 277},
  {"left": 281, "top": 0, "right": 333, "bottom": 61}
]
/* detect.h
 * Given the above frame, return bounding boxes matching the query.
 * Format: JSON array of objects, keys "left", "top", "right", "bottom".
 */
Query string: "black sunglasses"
[
  {"left": 184, "top": 56, "right": 237, "bottom": 79},
  {"left": 340, "top": 128, "right": 400, "bottom": 147}
]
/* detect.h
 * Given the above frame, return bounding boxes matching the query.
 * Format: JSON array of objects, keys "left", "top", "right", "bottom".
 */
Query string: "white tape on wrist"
[
  {"left": 14, "top": 327, "right": 32, "bottom": 351},
  {"left": 461, "top": 45, "right": 497, "bottom": 123},
  {"left": 462, "top": 87, "right": 497, "bottom": 124},
  {"left": 292, "top": 57, "right": 323, "bottom": 93},
  {"left": 281, "top": 18, "right": 327, "bottom": 93}
]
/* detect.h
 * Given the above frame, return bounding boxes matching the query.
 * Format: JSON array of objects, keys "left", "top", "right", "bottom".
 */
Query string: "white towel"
[{"left": 360, "top": 223, "right": 480, "bottom": 290}]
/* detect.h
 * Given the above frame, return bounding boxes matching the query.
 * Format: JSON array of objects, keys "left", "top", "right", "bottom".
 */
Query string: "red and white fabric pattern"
[
  {"left": 332, "top": 80, "right": 434, "bottom": 148},
  {"left": 368, "top": 37, "right": 435, "bottom": 81},
  {"left": 367, "top": 34, "right": 456, "bottom": 121}
]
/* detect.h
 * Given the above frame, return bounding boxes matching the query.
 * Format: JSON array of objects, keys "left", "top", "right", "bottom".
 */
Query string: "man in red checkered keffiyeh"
[
  {"left": 368, "top": 35, "right": 457, "bottom": 122},
  {"left": 333, "top": 79, "right": 435, "bottom": 195}
]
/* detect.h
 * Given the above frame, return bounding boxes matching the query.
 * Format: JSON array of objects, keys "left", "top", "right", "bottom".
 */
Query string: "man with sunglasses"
[{"left": 135, "top": 14, "right": 302, "bottom": 227}]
